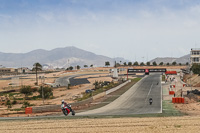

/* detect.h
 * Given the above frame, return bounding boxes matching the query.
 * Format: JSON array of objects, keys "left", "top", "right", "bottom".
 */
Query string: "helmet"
[{"left": 62, "top": 100, "right": 64, "bottom": 104}]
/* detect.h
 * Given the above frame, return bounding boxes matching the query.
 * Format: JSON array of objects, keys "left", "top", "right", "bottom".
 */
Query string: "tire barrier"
[
  {"left": 169, "top": 91, "right": 175, "bottom": 95},
  {"left": 172, "top": 97, "right": 184, "bottom": 103},
  {"left": 25, "top": 107, "right": 32, "bottom": 114}
]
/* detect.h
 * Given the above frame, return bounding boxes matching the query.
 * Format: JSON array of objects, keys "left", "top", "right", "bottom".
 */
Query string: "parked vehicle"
[{"left": 85, "top": 89, "right": 93, "bottom": 93}]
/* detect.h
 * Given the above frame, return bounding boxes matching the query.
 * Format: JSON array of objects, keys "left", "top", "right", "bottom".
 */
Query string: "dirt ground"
[
  {"left": 175, "top": 92, "right": 200, "bottom": 116},
  {"left": 1, "top": 66, "right": 199, "bottom": 117},
  {"left": 0, "top": 70, "right": 115, "bottom": 116},
  {"left": 1, "top": 116, "right": 200, "bottom": 133},
  {"left": 0, "top": 71, "right": 63, "bottom": 90},
  {"left": 1, "top": 67, "right": 200, "bottom": 132}
]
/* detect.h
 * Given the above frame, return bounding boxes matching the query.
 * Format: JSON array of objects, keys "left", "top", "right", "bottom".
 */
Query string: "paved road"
[
  {"left": 54, "top": 74, "right": 90, "bottom": 87},
  {"left": 77, "top": 73, "right": 162, "bottom": 116},
  {"left": 0, "top": 74, "right": 161, "bottom": 120},
  {"left": 54, "top": 73, "right": 111, "bottom": 87}
]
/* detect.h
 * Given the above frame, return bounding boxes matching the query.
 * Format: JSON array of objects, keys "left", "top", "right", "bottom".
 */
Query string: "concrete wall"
[
  {"left": 32, "top": 98, "right": 93, "bottom": 113},
  {"left": 32, "top": 105, "right": 60, "bottom": 113}
]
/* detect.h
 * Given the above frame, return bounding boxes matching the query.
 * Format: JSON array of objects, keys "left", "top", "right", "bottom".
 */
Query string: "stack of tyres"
[
  {"left": 182, "top": 98, "right": 185, "bottom": 103},
  {"left": 175, "top": 97, "right": 179, "bottom": 103},
  {"left": 172, "top": 98, "right": 185, "bottom": 103},
  {"left": 172, "top": 97, "right": 176, "bottom": 103},
  {"left": 178, "top": 97, "right": 182, "bottom": 103}
]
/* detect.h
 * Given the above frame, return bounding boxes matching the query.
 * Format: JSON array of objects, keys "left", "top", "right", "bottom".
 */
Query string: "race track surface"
[{"left": 77, "top": 73, "right": 162, "bottom": 116}]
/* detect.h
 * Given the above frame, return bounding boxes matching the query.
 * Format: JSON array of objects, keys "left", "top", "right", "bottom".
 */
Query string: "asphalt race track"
[
  {"left": 77, "top": 73, "right": 162, "bottom": 116},
  {"left": 54, "top": 73, "right": 109, "bottom": 87},
  {"left": 0, "top": 73, "right": 162, "bottom": 120}
]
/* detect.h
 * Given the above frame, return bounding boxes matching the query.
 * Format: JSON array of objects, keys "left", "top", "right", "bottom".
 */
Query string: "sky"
[{"left": 0, "top": 0, "right": 200, "bottom": 62}]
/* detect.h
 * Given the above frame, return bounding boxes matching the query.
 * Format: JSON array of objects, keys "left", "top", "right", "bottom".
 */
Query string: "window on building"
[
  {"left": 192, "top": 51, "right": 200, "bottom": 55},
  {"left": 193, "top": 57, "right": 199, "bottom": 62}
]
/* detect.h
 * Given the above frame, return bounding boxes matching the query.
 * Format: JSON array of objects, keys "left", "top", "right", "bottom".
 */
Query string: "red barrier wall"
[
  {"left": 169, "top": 91, "right": 175, "bottom": 95},
  {"left": 165, "top": 71, "right": 177, "bottom": 75}
]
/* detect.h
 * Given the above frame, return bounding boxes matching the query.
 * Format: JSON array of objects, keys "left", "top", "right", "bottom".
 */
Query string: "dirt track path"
[{"left": 1, "top": 116, "right": 200, "bottom": 133}]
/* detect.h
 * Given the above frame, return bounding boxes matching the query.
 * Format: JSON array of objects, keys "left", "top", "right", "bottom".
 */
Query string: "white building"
[{"left": 190, "top": 48, "right": 200, "bottom": 65}]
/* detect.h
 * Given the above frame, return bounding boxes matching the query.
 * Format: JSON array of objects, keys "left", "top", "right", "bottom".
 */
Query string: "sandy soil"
[
  {"left": 1, "top": 116, "right": 200, "bottom": 133},
  {"left": 175, "top": 93, "right": 200, "bottom": 116},
  {"left": 1, "top": 67, "right": 197, "bottom": 117},
  {"left": 164, "top": 73, "right": 200, "bottom": 117},
  {"left": 0, "top": 71, "right": 64, "bottom": 90},
  {"left": 0, "top": 70, "right": 113, "bottom": 116}
]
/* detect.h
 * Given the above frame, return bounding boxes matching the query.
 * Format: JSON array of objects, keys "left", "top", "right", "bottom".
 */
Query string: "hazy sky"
[{"left": 0, "top": 0, "right": 200, "bottom": 61}]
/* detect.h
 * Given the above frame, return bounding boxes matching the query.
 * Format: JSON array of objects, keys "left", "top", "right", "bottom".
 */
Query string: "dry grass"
[{"left": 1, "top": 116, "right": 200, "bottom": 133}]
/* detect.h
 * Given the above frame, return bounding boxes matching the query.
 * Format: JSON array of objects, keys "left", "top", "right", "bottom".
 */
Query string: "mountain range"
[
  {"left": 0, "top": 46, "right": 190, "bottom": 68},
  {"left": 0, "top": 46, "right": 127, "bottom": 68},
  {"left": 149, "top": 54, "right": 190, "bottom": 64}
]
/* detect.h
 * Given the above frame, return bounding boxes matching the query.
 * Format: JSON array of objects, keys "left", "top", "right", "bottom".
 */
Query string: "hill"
[
  {"left": 0, "top": 46, "right": 127, "bottom": 68},
  {"left": 149, "top": 54, "right": 190, "bottom": 64}
]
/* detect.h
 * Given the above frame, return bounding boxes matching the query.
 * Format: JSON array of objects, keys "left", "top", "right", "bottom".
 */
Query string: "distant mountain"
[
  {"left": 0, "top": 46, "right": 127, "bottom": 68},
  {"left": 149, "top": 54, "right": 190, "bottom": 64},
  {"left": 175, "top": 54, "right": 190, "bottom": 64}
]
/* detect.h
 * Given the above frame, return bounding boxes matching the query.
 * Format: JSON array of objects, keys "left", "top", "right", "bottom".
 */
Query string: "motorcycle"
[
  {"left": 149, "top": 98, "right": 153, "bottom": 105},
  {"left": 61, "top": 104, "right": 75, "bottom": 116}
]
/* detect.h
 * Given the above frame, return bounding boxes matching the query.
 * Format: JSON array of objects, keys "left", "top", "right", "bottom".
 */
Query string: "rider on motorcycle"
[
  {"left": 61, "top": 100, "right": 70, "bottom": 114},
  {"left": 149, "top": 98, "right": 153, "bottom": 105}
]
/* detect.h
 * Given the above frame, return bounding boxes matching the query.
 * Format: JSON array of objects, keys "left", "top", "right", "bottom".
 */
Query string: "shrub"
[
  {"left": 159, "top": 62, "right": 164, "bottom": 66},
  {"left": 20, "top": 86, "right": 33, "bottom": 99},
  {"left": 146, "top": 62, "right": 151, "bottom": 66},
  {"left": 172, "top": 61, "right": 177, "bottom": 66},
  {"left": 191, "top": 63, "right": 200, "bottom": 75},
  {"left": 12, "top": 100, "right": 17, "bottom": 105},
  {"left": 133, "top": 61, "right": 139, "bottom": 66},
  {"left": 6, "top": 100, "right": 12, "bottom": 108},
  {"left": 31, "top": 87, "right": 38, "bottom": 92},
  {"left": 31, "top": 96, "right": 40, "bottom": 100},
  {"left": 21, "top": 101, "right": 31, "bottom": 108},
  {"left": 140, "top": 62, "right": 145, "bottom": 66},
  {"left": 153, "top": 61, "right": 157, "bottom": 66},
  {"left": 38, "top": 86, "right": 53, "bottom": 99}
]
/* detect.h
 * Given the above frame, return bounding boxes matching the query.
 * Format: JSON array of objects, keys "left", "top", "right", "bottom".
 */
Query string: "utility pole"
[
  {"left": 41, "top": 76, "right": 45, "bottom": 105},
  {"left": 190, "top": 71, "right": 192, "bottom": 91}
]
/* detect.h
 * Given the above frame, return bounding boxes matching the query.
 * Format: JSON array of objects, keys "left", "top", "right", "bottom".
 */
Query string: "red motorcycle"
[{"left": 61, "top": 104, "right": 75, "bottom": 116}]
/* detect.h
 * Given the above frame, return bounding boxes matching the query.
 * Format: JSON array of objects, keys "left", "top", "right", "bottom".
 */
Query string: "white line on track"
[{"left": 145, "top": 83, "right": 153, "bottom": 102}]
